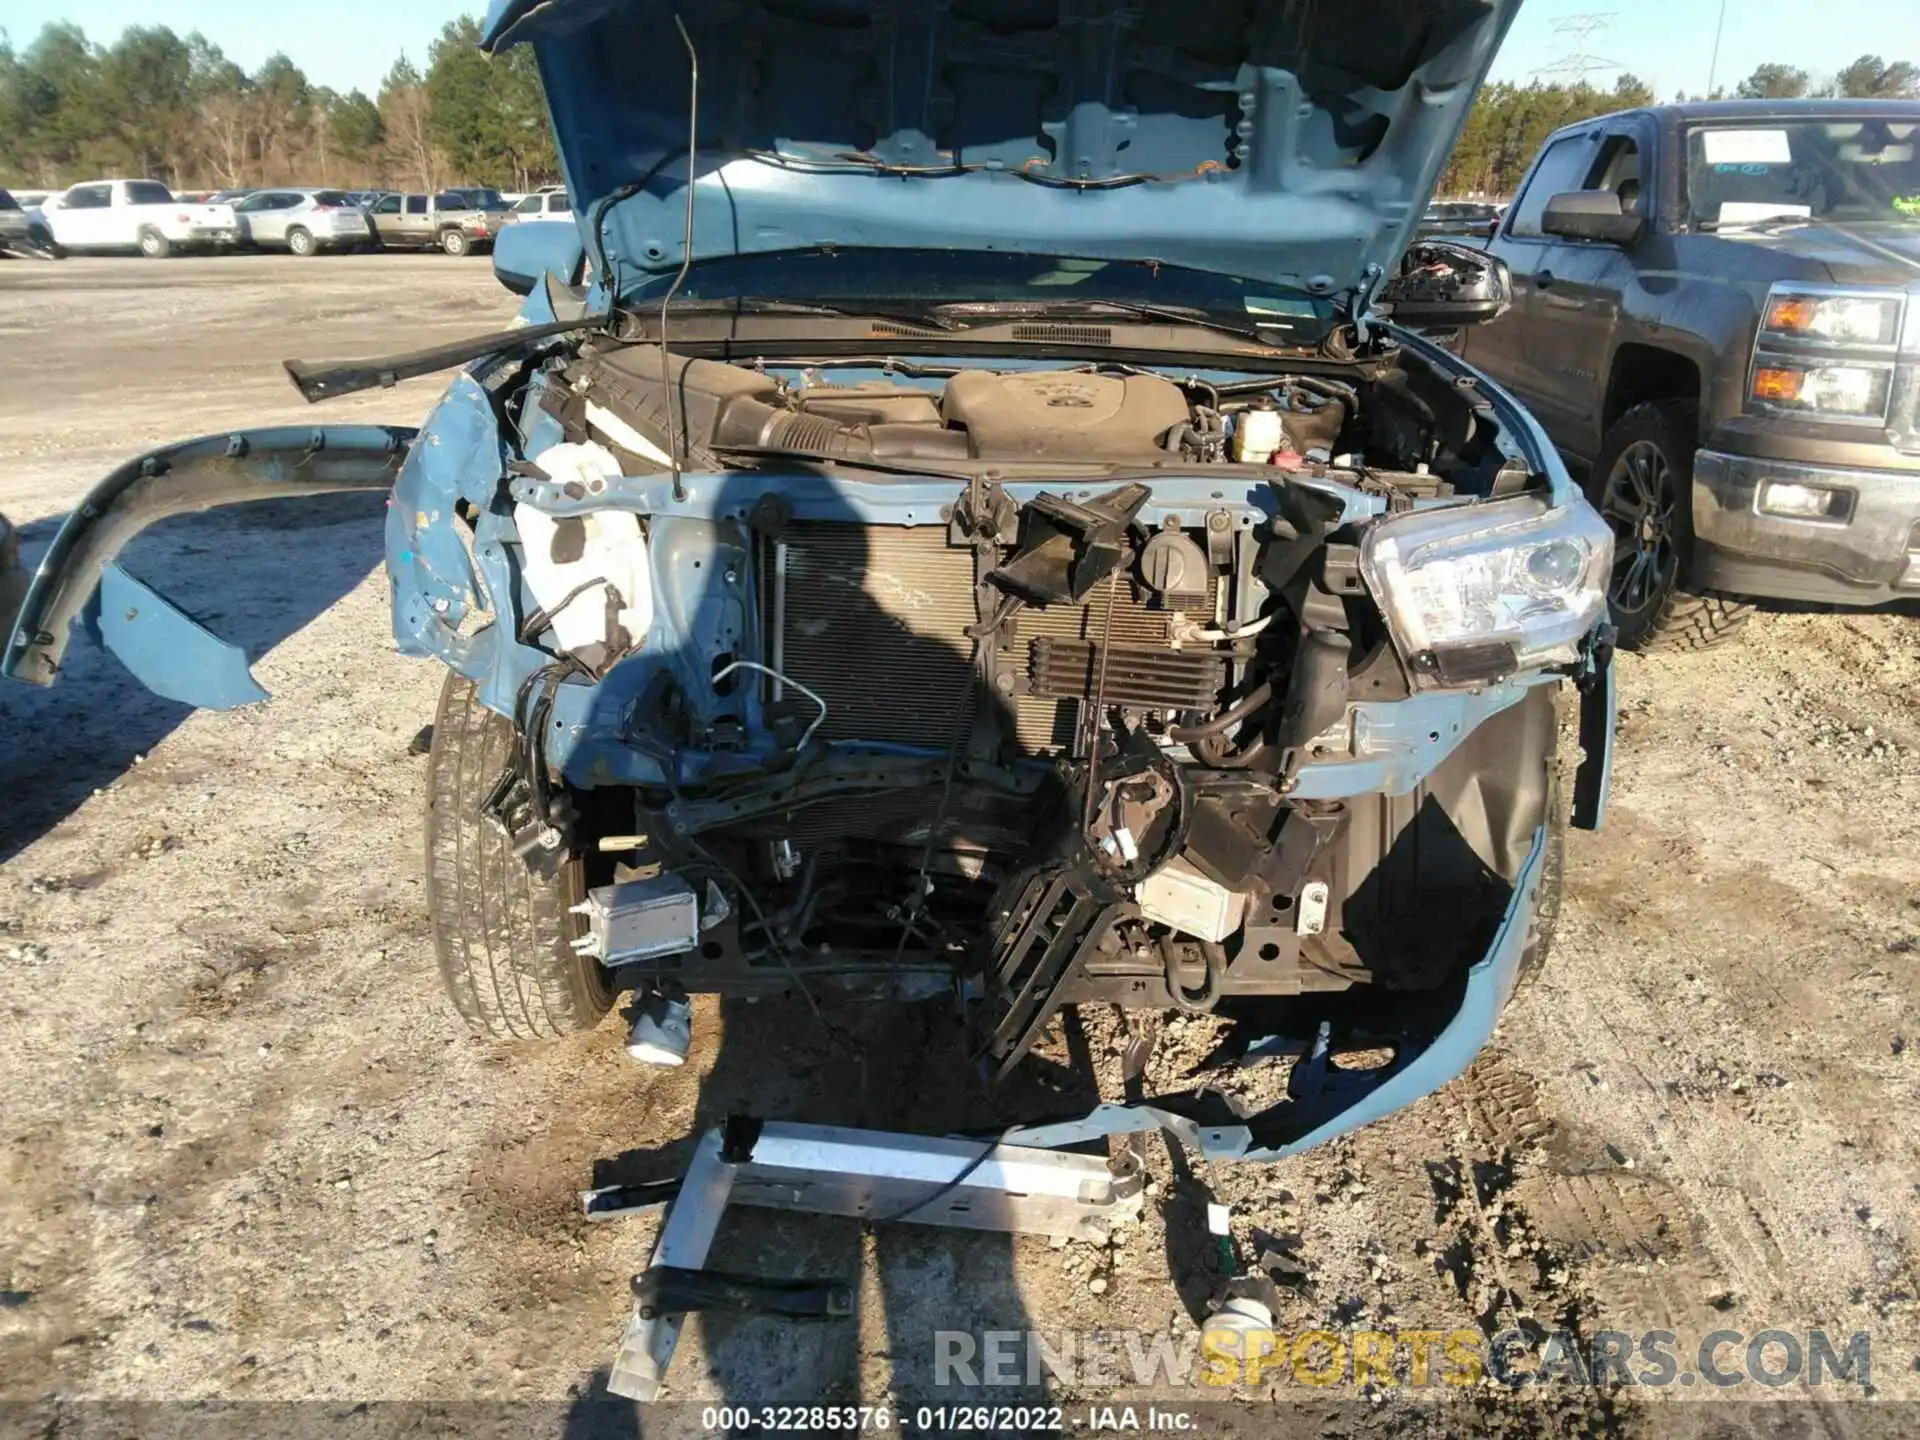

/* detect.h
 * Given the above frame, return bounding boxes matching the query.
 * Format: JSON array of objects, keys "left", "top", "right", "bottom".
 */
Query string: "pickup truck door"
[
  {"left": 48, "top": 183, "right": 114, "bottom": 248},
  {"left": 1507, "top": 124, "right": 1653, "bottom": 471},
  {"left": 398, "top": 194, "right": 431, "bottom": 245},
  {"left": 1465, "top": 131, "right": 1606, "bottom": 440},
  {"left": 366, "top": 193, "right": 402, "bottom": 245}
]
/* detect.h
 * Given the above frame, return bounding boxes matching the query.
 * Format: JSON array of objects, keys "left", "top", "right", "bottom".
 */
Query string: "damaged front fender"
[{"left": 4, "top": 426, "right": 415, "bottom": 708}]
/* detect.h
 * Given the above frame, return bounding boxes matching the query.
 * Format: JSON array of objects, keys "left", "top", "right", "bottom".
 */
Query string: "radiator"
[{"left": 771, "top": 521, "right": 1218, "bottom": 756}]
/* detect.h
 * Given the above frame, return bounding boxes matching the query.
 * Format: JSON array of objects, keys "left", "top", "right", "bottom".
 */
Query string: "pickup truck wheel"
[
  {"left": 1588, "top": 401, "right": 1752, "bottom": 652},
  {"left": 286, "top": 226, "right": 316, "bottom": 257},
  {"left": 137, "top": 228, "right": 171, "bottom": 259},
  {"left": 424, "top": 672, "right": 615, "bottom": 1040},
  {"left": 440, "top": 228, "right": 472, "bottom": 257}
]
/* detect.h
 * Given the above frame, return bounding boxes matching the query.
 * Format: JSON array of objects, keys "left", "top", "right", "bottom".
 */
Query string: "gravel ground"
[{"left": 1, "top": 255, "right": 1916, "bottom": 1438}]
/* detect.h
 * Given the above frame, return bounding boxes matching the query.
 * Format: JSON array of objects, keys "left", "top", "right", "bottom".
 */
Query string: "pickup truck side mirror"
[
  {"left": 1378, "top": 240, "right": 1512, "bottom": 330},
  {"left": 1541, "top": 190, "right": 1646, "bottom": 246}
]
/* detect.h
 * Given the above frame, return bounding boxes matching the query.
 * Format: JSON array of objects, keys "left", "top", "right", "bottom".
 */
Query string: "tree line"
[
  {"left": 3, "top": 20, "right": 1916, "bottom": 200},
  {"left": 1441, "top": 56, "right": 1920, "bottom": 198},
  {"left": 0, "top": 17, "right": 556, "bottom": 193}
]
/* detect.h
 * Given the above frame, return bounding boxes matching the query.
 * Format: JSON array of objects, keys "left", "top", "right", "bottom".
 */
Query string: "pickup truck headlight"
[
  {"left": 1762, "top": 290, "right": 1903, "bottom": 349},
  {"left": 1358, "top": 497, "right": 1613, "bottom": 683},
  {"left": 1748, "top": 284, "right": 1906, "bottom": 425},
  {"left": 1749, "top": 359, "right": 1893, "bottom": 420}
]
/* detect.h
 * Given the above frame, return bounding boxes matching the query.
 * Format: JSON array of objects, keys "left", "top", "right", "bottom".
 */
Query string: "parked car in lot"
[
  {"left": 37, "top": 179, "right": 239, "bottom": 257},
  {"left": 505, "top": 186, "right": 572, "bottom": 222},
  {"left": 1463, "top": 100, "right": 1920, "bottom": 649},
  {"left": 363, "top": 190, "right": 502, "bottom": 254},
  {"left": 231, "top": 188, "right": 373, "bottom": 255},
  {"left": 0, "top": 187, "right": 60, "bottom": 258},
  {"left": 5, "top": 0, "right": 1614, "bottom": 1175},
  {"left": 1418, "top": 200, "right": 1502, "bottom": 240}
]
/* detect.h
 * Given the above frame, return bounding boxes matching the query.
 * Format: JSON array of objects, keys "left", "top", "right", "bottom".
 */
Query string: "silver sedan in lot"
[{"left": 231, "top": 189, "right": 373, "bottom": 256}]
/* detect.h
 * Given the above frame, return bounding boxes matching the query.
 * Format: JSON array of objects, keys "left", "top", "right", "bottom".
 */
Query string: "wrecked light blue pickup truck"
[{"left": 5, "top": 0, "right": 1614, "bottom": 1164}]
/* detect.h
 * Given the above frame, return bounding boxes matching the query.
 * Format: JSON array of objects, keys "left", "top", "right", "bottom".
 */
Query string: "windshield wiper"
[
  {"left": 928, "top": 299, "right": 1279, "bottom": 346},
  {"left": 657, "top": 296, "right": 958, "bottom": 331}
]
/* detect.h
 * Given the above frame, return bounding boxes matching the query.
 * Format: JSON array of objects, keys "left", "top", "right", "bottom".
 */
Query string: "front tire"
[
  {"left": 286, "top": 226, "right": 316, "bottom": 257},
  {"left": 137, "top": 228, "right": 171, "bottom": 259},
  {"left": 424, "top": 672, "right": 615, "bottom": 1039},
  {"left": 440, "top": 228, "right": 471, "bottom": 257},
  {"left": 1587, "top": 402, "right": 1752, "bottom": 653}
]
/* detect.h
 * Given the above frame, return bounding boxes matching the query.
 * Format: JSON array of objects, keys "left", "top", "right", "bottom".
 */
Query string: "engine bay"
[
  {"left": 550, "top": 339, "right": 1516, "bottom": 488},
  {"left": 495, "top": 337, "right": 1557, "bottom": 1074}
]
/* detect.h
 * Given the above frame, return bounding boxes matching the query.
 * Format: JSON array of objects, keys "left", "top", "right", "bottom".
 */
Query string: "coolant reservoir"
[
  {"left": 1232, "top": 408, "right": 1284, "bottom": 464},
  {"left": 514, "top": 443, "right": 652, "bottom": 654}
]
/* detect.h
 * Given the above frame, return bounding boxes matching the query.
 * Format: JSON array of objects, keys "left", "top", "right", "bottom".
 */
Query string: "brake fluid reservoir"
[{"left": 1232, "top": 408, "right": 1284, "bottom": 464}]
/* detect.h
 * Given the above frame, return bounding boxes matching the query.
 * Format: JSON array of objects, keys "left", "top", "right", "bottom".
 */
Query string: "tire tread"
[{"left": 424, "top": 672, "right": 612, "bottom": 1039}]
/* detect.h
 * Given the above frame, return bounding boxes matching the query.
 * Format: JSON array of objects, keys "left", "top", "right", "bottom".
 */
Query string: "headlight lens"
[
  {"left": 1762, "top": 291, "right": 1902, "bottom": 348},
  {"left": 1359, "top": 497, "right": 1613, "bottom": 682},
  {"left": 1749, "top": 360, "right": 1893, "bottom": 420}
]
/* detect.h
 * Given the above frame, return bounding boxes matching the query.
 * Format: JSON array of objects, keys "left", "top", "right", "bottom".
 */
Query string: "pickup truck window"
[
  {"left": 513, "top": 195, "right": 543, "bottom": 214},
  {"left": 405, "top": 196, "right": 428, "bottom": 216},
  {"left": 1684, "top": 118, "right": 1920, "bottom": 230},
  {"left": 550, "top": 194, "right": 572, "bottom": 213},
  {"left": 65, "top": 185, "right": 111, "bottom": 210},
  {"left": 1508, "top": 135, "right": 1598, "bottom": 238},
  {"left": 123, "top": 181, "right": 173, "bottom": 205},
  {"left": 1592, "top": 135, "right": 1643, "bottom": 213}
]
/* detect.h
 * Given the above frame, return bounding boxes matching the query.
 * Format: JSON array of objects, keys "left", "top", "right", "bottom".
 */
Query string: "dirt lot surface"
[{"left": 1, "top": 255, "right": 1916, "bottom": 1438}]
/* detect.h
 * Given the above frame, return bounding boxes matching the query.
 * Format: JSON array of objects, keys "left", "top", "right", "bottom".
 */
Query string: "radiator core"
[{"left": 772, "top": 522, "right": 1216, "bottom": 756}]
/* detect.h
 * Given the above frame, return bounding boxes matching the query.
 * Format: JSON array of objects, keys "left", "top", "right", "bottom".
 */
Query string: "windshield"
[
  {"left": 1684, "top": 117, "right": 1920, "bottom": 230},
  {"left": 513, "top": 195, "right": 542, "bottom": 214},
  {"left": 625, "top": 248, "right": 1335, "bottom": 344}
]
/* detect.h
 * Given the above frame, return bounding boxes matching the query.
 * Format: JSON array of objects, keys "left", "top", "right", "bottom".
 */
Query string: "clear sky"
[{"left": 2, "top": 0, "right": 1918, "bottom": 101}]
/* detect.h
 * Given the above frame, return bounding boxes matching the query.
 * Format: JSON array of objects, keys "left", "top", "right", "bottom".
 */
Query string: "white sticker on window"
[
  {"left": 1701, "top": 129, "right": 1792, "bottom": 165},
  {"left": 1717, "top": 201, "right": 1811, "bottom": 227}
]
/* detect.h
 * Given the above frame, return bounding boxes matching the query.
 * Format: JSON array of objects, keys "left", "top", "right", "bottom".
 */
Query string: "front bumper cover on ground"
[{"left": 3, "top": 426, "right": 415, "bottom": 708}]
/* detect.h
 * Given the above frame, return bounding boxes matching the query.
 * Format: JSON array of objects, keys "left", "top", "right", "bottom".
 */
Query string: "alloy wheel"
[{"left": 1599, "top": 438, "right": 1679, "bottom": 615}]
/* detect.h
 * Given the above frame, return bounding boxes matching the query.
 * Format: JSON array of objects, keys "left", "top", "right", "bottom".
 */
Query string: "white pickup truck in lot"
[{"left": 38, "top": 179, "right": 240, "bottom": 258}]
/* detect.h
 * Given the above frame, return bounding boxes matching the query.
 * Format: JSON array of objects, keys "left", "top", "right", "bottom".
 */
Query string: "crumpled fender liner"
[{"left": 4, "top": 425, "right": 415, "bottom": 708}]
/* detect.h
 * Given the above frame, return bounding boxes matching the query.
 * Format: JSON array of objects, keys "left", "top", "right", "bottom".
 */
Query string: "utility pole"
[{"left": 1705, "top": 0, "right": 1729, "bottom": 97}]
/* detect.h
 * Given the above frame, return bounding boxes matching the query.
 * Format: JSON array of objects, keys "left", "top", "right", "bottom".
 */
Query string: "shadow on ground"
[{"left": 0, "top": 490, "right": 387, "bottom": 863}]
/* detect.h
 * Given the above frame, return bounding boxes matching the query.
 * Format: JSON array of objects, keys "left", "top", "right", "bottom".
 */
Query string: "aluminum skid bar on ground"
[{"left": 583, "top": 1116, "right": 1144, "bottom": 1401}]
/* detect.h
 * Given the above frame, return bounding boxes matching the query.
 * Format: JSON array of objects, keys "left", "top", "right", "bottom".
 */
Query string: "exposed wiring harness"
[{"left": 711, "top": 659, "right": 829, "bottom": 751}]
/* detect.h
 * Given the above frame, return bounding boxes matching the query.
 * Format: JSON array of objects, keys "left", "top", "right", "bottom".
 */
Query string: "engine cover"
[{"left": 941, "top": 370, "right": 1188, "bottom": 459}]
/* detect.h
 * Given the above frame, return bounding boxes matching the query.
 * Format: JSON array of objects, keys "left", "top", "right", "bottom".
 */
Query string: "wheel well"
[{"left": 1604, "top": 345, "right": 1701, "bottom": 433}]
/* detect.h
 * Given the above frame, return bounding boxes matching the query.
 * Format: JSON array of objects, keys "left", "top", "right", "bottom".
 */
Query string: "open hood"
[{"left": 484, "top": 0, "right": 1519, "bottom": 306}]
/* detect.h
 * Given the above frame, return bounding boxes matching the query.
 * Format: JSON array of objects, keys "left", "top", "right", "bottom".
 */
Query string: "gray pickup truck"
[{"left": 1462, "top": 100, "right": 1920, "bottom": 649}]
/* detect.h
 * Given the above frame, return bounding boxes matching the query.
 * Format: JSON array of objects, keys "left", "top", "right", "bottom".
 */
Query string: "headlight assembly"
[
  {"left": 1747, "top": 284, "right": 1906, "bottom": 425},
  {"left": 1750, "top": 358, "right": 1894, "bottom": 421},
  {"left": 1358, "top": 497, "right": 1613, "bottom": 685},
  {"left": 1761, "top": 289, "right": 1903, "bottom": 349}
]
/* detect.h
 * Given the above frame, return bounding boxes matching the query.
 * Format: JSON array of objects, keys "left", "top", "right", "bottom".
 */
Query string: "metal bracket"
[{"left": 588, "top": 1117, "right": 1143, "bottom": 1401}]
